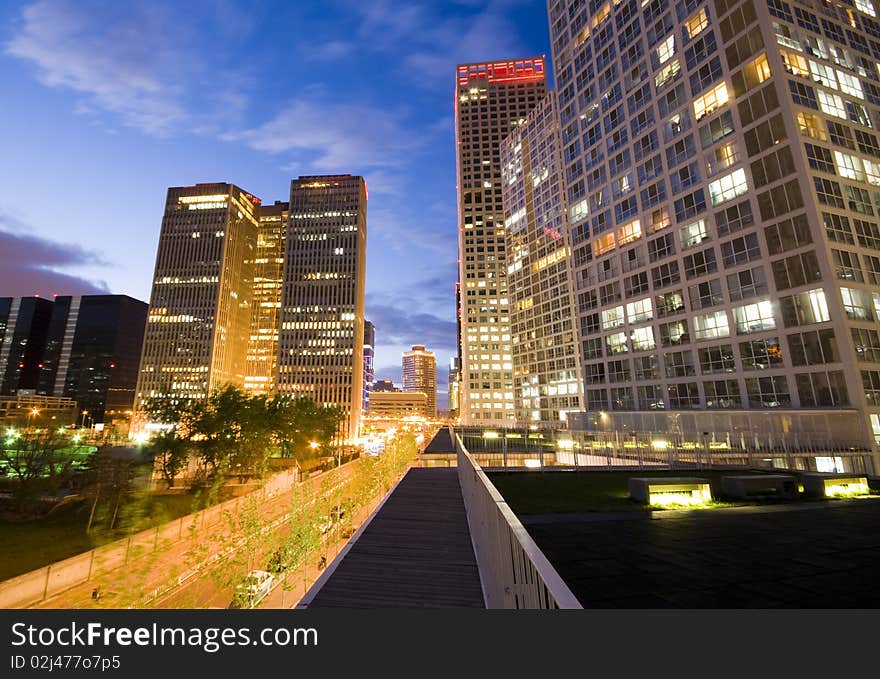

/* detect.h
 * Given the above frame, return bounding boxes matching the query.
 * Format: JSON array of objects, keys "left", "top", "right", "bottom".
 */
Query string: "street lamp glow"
[
  {"left": 30, "top": 408, "right": 40, "bottom": 417},
  {"left": 309, "top": 441, "right": 320, "bottom": 450},
  {"left": 72, "top": 434, "right": 82, "bottom": 444}
]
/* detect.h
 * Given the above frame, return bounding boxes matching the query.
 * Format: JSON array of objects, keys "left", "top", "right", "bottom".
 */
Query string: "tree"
[
  {"left": 269, "top": 395, "right": 343, "bottom": 463},
  {"left": 0, "top": 428, "right": 80, "bottom": 511}
]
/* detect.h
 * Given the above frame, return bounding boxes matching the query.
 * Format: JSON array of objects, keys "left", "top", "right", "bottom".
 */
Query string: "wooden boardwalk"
[{"left": 304, "top": 468, "right": 485, "bottom": 608}]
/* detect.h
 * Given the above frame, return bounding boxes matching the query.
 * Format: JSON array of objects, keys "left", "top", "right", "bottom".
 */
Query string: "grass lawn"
[
  {"left": 486, "top": 469, "right": 845, "bottom": 515},
  {"left": 0, "top": 492, "right": 204, "bottom": 582}
]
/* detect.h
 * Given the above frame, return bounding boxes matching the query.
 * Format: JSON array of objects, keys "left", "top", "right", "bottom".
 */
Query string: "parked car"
[{"left": 228, "top": 570, "right": 274, "bottom": 609}]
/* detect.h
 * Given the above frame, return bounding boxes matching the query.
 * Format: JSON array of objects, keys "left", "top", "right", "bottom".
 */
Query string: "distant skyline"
[{"left": 0, "top": 0, "right": 551, "bottom": 408}]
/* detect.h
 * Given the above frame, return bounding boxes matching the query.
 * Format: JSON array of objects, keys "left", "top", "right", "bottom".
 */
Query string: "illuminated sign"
[{"left": 458, "top": 58, "right": 546, "bottom": 86}]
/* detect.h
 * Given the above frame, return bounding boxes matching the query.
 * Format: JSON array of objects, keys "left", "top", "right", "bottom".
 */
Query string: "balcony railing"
[{"left": 455, "top": 431, "right": 582, "bottom": 609}]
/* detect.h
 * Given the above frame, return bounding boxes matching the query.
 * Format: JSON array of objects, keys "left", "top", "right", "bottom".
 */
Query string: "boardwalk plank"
[{"left": 307, "top": 468, "right": 484, "bottom": 608}]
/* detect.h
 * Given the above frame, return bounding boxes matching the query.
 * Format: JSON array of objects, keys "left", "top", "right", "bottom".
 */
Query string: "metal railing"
[{"left": 455, "top": 432, "right": 582, "bottom": 609}]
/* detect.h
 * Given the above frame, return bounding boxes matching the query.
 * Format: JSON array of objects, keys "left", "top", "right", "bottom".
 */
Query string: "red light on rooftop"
[
  {"left": 110, "top": 363, "right": 116, "bottom": 369},
  {"left": 458, "top": 58, "right": 545, "bottom": 86}
]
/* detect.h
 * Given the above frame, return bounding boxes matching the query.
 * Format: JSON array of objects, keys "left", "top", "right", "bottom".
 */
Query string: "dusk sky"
[{"left": 0, "top": 0, "right": 551, "bottom": 405}]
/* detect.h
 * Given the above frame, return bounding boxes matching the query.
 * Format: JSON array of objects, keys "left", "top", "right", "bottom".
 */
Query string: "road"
[{"left": 34, "top": 461, "right": 361, "bottom": 609}]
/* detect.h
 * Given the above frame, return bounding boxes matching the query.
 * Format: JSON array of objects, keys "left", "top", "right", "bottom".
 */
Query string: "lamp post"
[
  {"left": 27, "top": 407, "right": 40, "bottom": 430},
  {"left": 80, "top": 410, "right": 89, "bottom": 428}
]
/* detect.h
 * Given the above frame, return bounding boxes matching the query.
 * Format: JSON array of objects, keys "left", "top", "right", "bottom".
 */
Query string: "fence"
[
  {"left": 452, "top": 427, "right": 875, "bottom": 474},
  {"left": 455, "top": 431, "right": 581, "bottom": 609},
  {"left": 0, "top": 466, "right": 301, "bottom": 609}
]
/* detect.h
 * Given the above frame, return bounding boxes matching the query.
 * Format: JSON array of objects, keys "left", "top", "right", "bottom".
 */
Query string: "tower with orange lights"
[{"left": 455, "top": 58, "right": 547, "bottom": 426}]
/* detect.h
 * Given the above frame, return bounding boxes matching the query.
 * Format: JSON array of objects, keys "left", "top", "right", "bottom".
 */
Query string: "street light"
[{"left": 80, "top": 410, "right": 89, "bottom": 428}]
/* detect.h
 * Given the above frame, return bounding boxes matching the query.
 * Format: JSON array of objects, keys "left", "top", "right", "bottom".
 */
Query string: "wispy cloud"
[
  {"left": 365, "top": 302, "right": 457, "bottom": 351},
  {"left": 6, "top": 0, "right": 251, "bottom": 136},
  {"left": 229, "top": 97, "right": 422, "bottom": 172},
  {"left": 0, "top": 212, "right": 110, "bottom": 297},
  {"left": 307, "top": 0, "right": 531, "bottom": 88}
]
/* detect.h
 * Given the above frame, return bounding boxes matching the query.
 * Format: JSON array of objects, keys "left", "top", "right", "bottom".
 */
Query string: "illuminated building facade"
[
  {"left": 368, "top": 390, "right": 428, "bottom": 419},
  {"left": 276, "top": 175, "right": 367, "bottom": 442},
  {"left": 0, "top": 296, "right": 53, "bottom": 395},
  {"left": 548, "top": 0, "right": 880, "bottom": 461},
  {"left": 37, "top": 295, "right": 148, "bottom": 423},
  {"left": 245, "top": 200, "right": 287, "bottom": 394},
  {"left": 402, "top": 344, "right": 437, "bottom": 417},
  {"left": 448, "top": 356, "right": 461, "bottom": 417},
  {"left": 135, "top": 183, "right": 260, "bottom": 411},
  {"left": 363, "top": 320, "right": 375, "bottom": 411},
  {"left": 456, "top": 58, "right": 548, "bottom": 425},
  {"left": 501, "top": 92, "right": 585, "bottom": 427}
]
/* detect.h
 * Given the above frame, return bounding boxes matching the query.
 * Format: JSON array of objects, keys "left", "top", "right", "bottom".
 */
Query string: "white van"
[{"left": 229, "top": 570, "right": 275, "bottom": 609}]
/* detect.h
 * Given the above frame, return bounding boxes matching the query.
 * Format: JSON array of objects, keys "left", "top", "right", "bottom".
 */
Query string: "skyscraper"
[
  {"left": 245, "top": 200, "right": 287, "bottom": 394},
  {"left": 455, "top": 58, "right": 548, "bottom": 425},
  {"left": 548, "top": 0, "right": 880, "bottom": 463},
  {"left": 276, "top": 175, "right": 367, "bottom": 442},
  {"left": 448, "top": 356, "right": 461, "bottom": 417},
  {"left": 501, "top": 92, "right": 585, "bottom": 427},
  {"left": 0, "top": 296, "right": 54, "bottom": 395},
  {"left": 38, "top": 295, "right": 148, "bottom": 423},
  {"left": 135, "top": 183, "right": 260, "bottom": 412},
  {"left": 402, "top": 344, "right": 437, "bottom": 417},
  {"left": 363, "top": 320, "right": 375, "bottom": 411}
]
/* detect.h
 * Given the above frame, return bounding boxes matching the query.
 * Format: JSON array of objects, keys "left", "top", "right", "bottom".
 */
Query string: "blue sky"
[{"left": 0, "top": 0, "right": 551, "bottom": 405}]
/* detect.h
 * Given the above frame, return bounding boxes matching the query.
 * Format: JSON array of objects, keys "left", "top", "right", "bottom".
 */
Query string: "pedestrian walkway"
[{"left": 303, "top": 468, "right": 484, "bottom": 607}]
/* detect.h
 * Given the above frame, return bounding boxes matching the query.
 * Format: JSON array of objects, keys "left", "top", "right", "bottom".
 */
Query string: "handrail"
[{"left": 454, "top": 431, "right": 582, "bottom": 609}]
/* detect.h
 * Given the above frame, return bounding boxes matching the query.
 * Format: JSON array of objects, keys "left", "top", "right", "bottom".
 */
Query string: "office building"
[
  {"left": 135, "top": 183, "right": 260, "bottom": 412},
  {"left": 501, "top": 92, "right": 585, "bottom": 426},
  {"left": 402, "top": 344, "right": 437, "bottom": 417},
  {"left": 37, "top": 295, "right": 148, "bottom": 424},
  {"left": 245, "top": 200, "right": 287, "bottom": 394},
  {"left": 548, "top": 0, "right": 880, "bottom": 463},
  {"left": 276, "top": 175, "right": 367, "bottom": 442},
  {"left": 372, "top": 379, "right": 398, "bottom": 392},
  {"left": 449, "top": 356, "right": 461, "bottom": 417},
  {"left": 363, "top": 320, "right": 375, "bottom": 411},
  {"left": 0, "top": 296, "right": 54, "bottom": 395},
  {"left": 455, "top": 58, "right": 548, "bottom": 425},
  {"left": 368, "top": 390, "right": 428, "bottom": 419}
]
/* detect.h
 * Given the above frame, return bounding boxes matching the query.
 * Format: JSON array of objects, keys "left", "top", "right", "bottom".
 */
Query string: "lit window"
[
  {"left": 693, "top": 82, "right": 729, "bottom": 120},
  {"left": 616, "top": 219, "right": 642, "bottom": 245},
  {"left": 708, "top": 168, "right": 748, "bottom": 206},
  {"left": 570, "top": 199, "right": 589, "bottom": 223},
  {"left": 679, "top": 219, "right": 709, "bottom": 248},
  {"left": 856, "top": 0, "right": 877, "bottom": 18},
  {"left": 781, "top": 51, "right": 809, "bottom": 77},
  {"left": 818, "top": 90, "right": 847, "bottom": 119},
  {"left": 626, "top": 297, "right": 654, "bottom": 323},
  {"left": 837, "top": 70, "right": 864, "bottom": 99},
  {"left": 685, "top": 9, "right": 709, "bottom": 39},
  {"left": 594, "top": 232, "right": 616, "bottom": 256},
  {"left": 592, "top": 2, "right": 611, "bottom": 28},
  {"left": 809, "top": 61, "right": 838, "bottom": 89},
  {"left": 602, "top": 306, "right": 625, "bottom": 330},
  {"left": 656, "top": 34, "right": 675, "bottom": 64},
  {"left": 733, "top": 300, "right": 777, "bottom": 334},
  {"left": 745, "top": 54, "right": 772, "bottom": 85},
  {"left": 796, "top": 112, "right": 827, "bottom": 140},
  {"left": 606, "top": 331, "right": 628, "bottom": 354},
  {"left": 841, "top": 286, "right": 874, "bottom": 320},
  {"left": 864, "top": 158, "right": 880, "bottom": 185},
  {"left": 630, "top": 326, "right": 656, "bottom": 351},
  {"left": 694, "top": 311, "right": 730, "bottom": 340},
  {"left": 654, "top": 59, "right": 681, "bottom": 89},
  {"left": 834, "top": 151, "right": 864, "bottom": 181}
]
